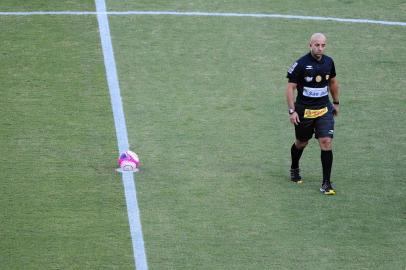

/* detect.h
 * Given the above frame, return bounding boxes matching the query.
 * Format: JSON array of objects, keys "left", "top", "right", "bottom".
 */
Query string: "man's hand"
[{"left": 290, "top": 111, "right": 300, "bottom": 125}]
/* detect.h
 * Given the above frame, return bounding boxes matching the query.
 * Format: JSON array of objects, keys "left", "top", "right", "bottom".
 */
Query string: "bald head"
[
  {"left": 310, "top": 33, "right": 326, "bottom": 44},
  {"left": 309, "top": 33, "right": 327, "bottom": 60}
]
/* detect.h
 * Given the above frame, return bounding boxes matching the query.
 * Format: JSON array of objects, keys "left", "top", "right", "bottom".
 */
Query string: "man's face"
[{"left": 310, "top": 37, "right": 326, "bottom": 60}]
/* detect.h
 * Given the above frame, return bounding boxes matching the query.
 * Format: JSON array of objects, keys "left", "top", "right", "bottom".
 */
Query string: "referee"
[{"left": 286, "top": 33, "right": 340, "bottom": 195}]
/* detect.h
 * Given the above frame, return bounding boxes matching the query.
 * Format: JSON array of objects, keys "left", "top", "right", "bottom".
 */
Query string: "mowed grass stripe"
[{"left": 0, "top": 16, "right": 135, "bottom": 269}]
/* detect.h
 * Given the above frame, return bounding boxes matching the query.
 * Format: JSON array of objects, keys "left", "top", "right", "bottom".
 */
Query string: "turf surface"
[{"left": 0, "top": 1, "right": 405, "bottom": 269}]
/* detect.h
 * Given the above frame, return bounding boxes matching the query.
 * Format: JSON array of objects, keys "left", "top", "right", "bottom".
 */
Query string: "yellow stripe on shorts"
[{"left": 304, "top": 107, "right": 328, "bottom": 118}]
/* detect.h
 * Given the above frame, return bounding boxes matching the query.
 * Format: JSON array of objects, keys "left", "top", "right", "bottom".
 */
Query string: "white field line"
[
  {"left": 0, "top": 10, "right": 405, "bottom": 26},
  {"left": 95, "top": 0, "right": 148, "bottom": 270}
]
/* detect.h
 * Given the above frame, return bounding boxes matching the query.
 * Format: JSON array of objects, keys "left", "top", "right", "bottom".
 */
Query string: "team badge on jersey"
[{"left": 316, "top": 75, "right": 322, "bottom": 82}]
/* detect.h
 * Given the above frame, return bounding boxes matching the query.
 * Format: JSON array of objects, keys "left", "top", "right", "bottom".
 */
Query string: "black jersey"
[{"left": 287, "top": 52, "right": 336, "bottom": 107}]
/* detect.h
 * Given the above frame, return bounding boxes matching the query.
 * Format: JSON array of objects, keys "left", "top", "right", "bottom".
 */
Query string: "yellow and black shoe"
[
  {"left": 320, "top": 183, "right": 336, "bottom": 195},
  {"left": 290, "top": 168, "right": 303, "bottom": 184}
]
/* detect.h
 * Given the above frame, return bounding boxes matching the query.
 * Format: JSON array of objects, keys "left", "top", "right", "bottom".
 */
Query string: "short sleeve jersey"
[{"left": 287, "top": 52, "right": 336, "bottom": 107}]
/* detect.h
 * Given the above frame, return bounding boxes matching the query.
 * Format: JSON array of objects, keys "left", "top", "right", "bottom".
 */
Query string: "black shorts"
[{"left": 294, "top": 103, "right": 335, "bottom": 141}]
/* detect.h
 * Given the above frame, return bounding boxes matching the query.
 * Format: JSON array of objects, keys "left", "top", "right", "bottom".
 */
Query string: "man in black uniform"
[{"left": 286, "top": 33, "right": 340, "bottom": 195}]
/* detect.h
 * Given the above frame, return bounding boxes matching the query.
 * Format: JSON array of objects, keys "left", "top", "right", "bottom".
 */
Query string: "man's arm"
[
  {"left": 286, "top": 82, "right": 300, "bottom": 125},
  {"left": 329, "top": 77, "right": 340, "bottom": 116}
]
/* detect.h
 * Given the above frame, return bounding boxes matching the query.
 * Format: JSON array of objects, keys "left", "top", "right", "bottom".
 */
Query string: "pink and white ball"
[{"left": 118, "top": 150, "right": 140, "bottom": 171}]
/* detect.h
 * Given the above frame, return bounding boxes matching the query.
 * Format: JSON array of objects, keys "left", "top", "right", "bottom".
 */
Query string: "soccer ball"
[{"left": 118, "top": 150, "right": 140, "bottom": 171}]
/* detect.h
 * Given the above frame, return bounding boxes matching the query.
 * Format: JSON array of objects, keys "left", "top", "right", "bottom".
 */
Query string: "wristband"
[{"left": 333, "top": 101, "right": 340, "bottom": 105}]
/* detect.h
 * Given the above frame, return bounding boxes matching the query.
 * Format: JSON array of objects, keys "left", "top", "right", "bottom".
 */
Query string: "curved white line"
[{"left": 0, "top": 10, "right": 405, "bottom": 26}]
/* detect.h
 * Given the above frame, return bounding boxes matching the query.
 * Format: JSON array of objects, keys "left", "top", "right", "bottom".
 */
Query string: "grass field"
[{"left": 0, "top": 1, "right": 405, "bottom": 269}]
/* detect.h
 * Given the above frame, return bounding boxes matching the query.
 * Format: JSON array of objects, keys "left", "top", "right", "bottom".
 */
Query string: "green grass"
[
  {"left": 0, "top": 0, "right": 94, "bottom": 11},
  {"left": 0, "top": 15, "right": 134, "bottom": 269},
  {"left": 1, "top": 1, "right": 405, "bottom": 270},
  {"left": 107, "top": 0, "right": 406, "bottom": 22},
  {"left": 110, "top": 15, "right": 406, "bottom": 270}
]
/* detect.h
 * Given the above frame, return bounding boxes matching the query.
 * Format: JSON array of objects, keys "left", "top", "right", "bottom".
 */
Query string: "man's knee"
[
  {"left": 318, "top": 137, "right": 332, "bottom": 150},
  {"left": 295, "top": 139, "right": 309, "bottom": 150}
]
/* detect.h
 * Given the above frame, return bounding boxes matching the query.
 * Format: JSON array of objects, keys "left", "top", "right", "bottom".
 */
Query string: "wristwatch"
[{"left": 288, "top": 108, "right": 295, "bottom": 115}]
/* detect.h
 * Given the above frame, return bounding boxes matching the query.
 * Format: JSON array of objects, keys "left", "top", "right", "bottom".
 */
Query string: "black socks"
[
  {"left": 291, "top": 143, "right": 334, "bottom": 184},
  {"left": 291, "top": 143, "right": 304, "bottom": 169},
  {"left": 321, "top": 150, "right": 333, "bottom": 185}
]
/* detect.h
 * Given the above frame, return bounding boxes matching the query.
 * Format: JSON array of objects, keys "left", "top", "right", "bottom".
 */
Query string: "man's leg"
[
  {"left": 291, "top": 140, "right": 308, "bottom": 169},
  {"left": 290, "top": 140, "right": 308, "bottom": 183},
  {"left": 318, "top": 137, "right": 335, "bottom": 195}
]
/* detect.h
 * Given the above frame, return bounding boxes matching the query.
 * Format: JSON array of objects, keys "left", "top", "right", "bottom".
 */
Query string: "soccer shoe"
[
  {"left": 320, "top": 183, "right": 336, "bottom": 195},
  {"left": 290, "top": 168, "right": 303, "bottom": 183}
]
